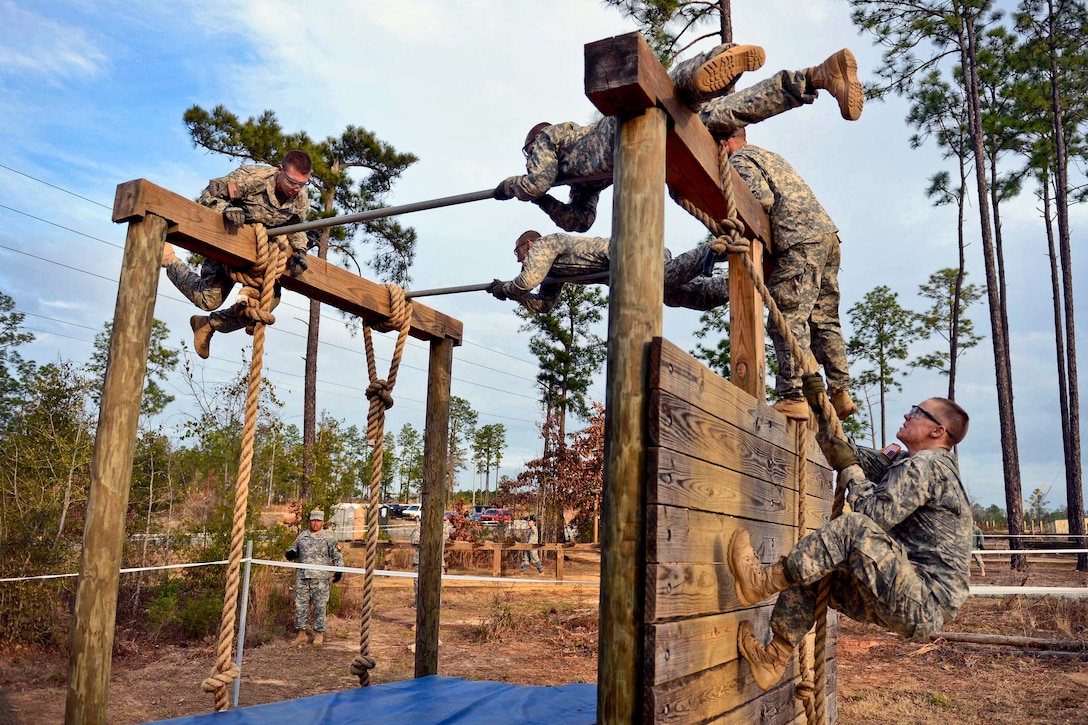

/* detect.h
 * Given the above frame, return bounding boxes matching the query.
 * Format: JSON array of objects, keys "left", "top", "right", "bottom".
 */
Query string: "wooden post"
[
  {"left": 65, "top": 214, "right": 166, "bottom": 724},
  {"left": 556, "top": 545, "right": 565, "bottom": 582},
  {"left": 599, "top": 107, "right": 666, "bottom": 724},
  {"left": 727, "top": 240, "right": 766, "bottom": 399},
  {"left": 415, "top": 337, "right": 453, "bottom": 678}
]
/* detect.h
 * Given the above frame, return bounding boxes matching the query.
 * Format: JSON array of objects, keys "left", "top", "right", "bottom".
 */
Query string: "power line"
[{"left": 0, "top": 164, "right": 112, "bottom": 209}]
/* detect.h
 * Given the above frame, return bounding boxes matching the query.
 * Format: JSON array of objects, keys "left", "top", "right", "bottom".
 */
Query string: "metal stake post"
[{"left": 232, "top": 540, "right": 254, "bottom": 708}]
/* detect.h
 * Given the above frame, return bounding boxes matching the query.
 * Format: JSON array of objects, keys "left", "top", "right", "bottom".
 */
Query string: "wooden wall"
[{"left": 643, "top": 337, "right": 838, "bottom": 724}]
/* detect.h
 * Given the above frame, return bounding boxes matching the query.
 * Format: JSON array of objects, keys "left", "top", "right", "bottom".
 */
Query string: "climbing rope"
[
  {"left": 675, "top": 145, "right": 849, "bottom": 725},
  {"left": 349, "top": 285, "right": 413, "bottom": 686},
  {"left": 202, "top": 224, "right": 289, "bottom": 711}
]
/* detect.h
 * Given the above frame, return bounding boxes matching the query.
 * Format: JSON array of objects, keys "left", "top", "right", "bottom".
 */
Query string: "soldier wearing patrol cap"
[{"left": 285, "top": 508, "right": 344, "bottom": 646}]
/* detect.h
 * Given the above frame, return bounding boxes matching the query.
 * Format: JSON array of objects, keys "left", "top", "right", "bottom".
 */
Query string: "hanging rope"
[
  {"left": 675, "top": 146, "right": 849, "bottom": 725},
  {"left": 201, "top": 225, "right": 289, "bottom": 711},
  {"left": 349, "top": 285, "right": 413, "bottom": 686}
]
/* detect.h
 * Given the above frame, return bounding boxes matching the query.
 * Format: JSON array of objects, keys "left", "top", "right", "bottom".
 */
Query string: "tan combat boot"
[
  {"left": 772, "top": 397, "right": 811, "bottom": 422},
  {"left": 290, "top": 630, "right": 310, "bottom": 646},
  {"left": 809, "top": 48, "right": 864, "bottom": 121},
  {"left": 831, "top": 389, "right": 858, "bottom": 420},
  {"left": 691, "top": 44, "right": 766, "bottom": 98},
  {"left": 738, "top": 621, "right": 794, "bottom": 691},
  {"left": 728, "top": 529, "right": 789, "bottom": 606},
  {"left": 161, "top": 242, "right": 178, "bottom": 268},
  {"left": 190, "top": 315, "right": 214, "bottom": 360},
  {"left": 312, "top": 632, "right": 324, "bottom": 647}
]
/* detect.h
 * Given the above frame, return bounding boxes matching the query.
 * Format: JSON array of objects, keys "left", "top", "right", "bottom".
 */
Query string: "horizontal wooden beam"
[
  {"left": 113, "top": 179, "right": 463, "bottom": 344},
  {"left": 585, "top": 32, "right": 770, "bottom": 244}
]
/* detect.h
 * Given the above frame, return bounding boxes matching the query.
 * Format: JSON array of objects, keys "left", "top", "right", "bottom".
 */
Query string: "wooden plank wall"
[{"left": 644, "top": 338, "right": 839, "bottom": 724}]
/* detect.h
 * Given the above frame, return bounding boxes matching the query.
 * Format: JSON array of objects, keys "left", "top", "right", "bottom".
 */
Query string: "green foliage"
[
  {"left": 88, "top": 318, "right": 178, "bottom": 417},
  {"left": 0, "top": 290, "right": 35, "bottom": 419},
  {"left": 911, "top": 268, "right": 985, "bottom": 384},
  {"left": 602, "top": 0, "right": 731, "bottom": 63},
  {"left": 472, "top": 423, "right": 507, "bottom": 502}
]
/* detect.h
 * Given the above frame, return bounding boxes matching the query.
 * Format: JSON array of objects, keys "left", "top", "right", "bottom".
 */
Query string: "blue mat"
[{"left": 154, "top": 676, "right": 596, "bottom": 724}]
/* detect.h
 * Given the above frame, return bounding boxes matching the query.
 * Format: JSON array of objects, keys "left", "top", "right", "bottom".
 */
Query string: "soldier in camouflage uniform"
[
  {"left": 161, "top": 150, "right": 313, "bottom": 359},
  {"left": 972, "top": 524, "right": 986, "bottom": 576},
  {"left": 724, "top": 127, "right": 856, "bottom": 421},
  {"left": 486, "top": 230, "right": 729, "bottom": 313},
  {"left": 494, "top": 47, "right": 862, "bottom": 233},
  {"left": 728, "top": 395, "right": 972, "bottom": 691},
  {"left": 285, "top": 508, "right": 344, "bottom": 647},
  {"left": 520, "top": 515, "right": 543, "bottom": 574}
]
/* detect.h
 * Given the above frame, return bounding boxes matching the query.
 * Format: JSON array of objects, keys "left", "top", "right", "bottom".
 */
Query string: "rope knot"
[
  {"left": 350, "top": 655, "right": 376, "bottom": 675},
  {"left": 366, "top": 380, "right": 395, "bottom": 410},
  {"left": 201, "top": 664, "right": 240, "bottom": 694}
]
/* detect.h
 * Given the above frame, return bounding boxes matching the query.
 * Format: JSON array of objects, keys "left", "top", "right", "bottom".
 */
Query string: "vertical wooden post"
[
  {"left": 599, "top": 107, "right": 666, "bottom": 724},
  {"left": 414, "top": 336, "right": 453, "bottom": 678},
  {"left": 65, "top": 214, "right": 165, "bottom": 724},
  {"left": 727, "top": 235, "right": 766, "bottom": 400}
]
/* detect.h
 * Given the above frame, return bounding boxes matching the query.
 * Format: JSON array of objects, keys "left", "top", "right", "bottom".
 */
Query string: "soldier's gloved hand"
[
  {"left": 332, "top": 571, "right": 343, "bottom": 583},
  {"left": 822, "top": 435, "right": 859, "bottom": 472},
  {"left": 493, "top": 177, "right": 517, "bottom": 200},
  {"left": 802, "top": 373, "right": 827, "bottom": 414},
  {"left": 286, "top": 249, "right": 309, "bottom": 277},
  {"left": 223, "top": 206, "right": 246, "bottom": 226},
  {"left": 486, "top": 279, "right": 508, "bottom": 301},
  {"left": 285, "top": 549, "right": 299, "bottom": 561}
]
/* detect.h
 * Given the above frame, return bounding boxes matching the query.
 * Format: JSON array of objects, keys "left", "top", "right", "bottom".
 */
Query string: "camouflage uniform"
[
  {"left": 728, "top": 143, "right": 849, "bottom": 399},
  {"left": 506, "top": 60, "right": 823, "bottom": 233},
  {"left": 501, "top": 233, "right": 729, "bottom": 313},
  {"left": 286, "top": 527, "right": 344, "bottom": 633},
  {"left": 164, "top": 164, "right": 310, "bottom": 334},
  {"left": 972, "top": 525, "right": 986, "bottom": 575},
  {"left": 521, "top": 519, "right": 543, "bottom": 573},
  {"left": 770, "top": 445, "right": 972, "bottom": 646}
]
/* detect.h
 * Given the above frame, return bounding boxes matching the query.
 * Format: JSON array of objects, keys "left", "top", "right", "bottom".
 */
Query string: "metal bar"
[
  {"left": 231, "top": 540, "right": 254, "bottom": 708},
  {"left": 267, "top": 171, "right": 615, "bottom": 237},
  {"left": 404, "top": 271, "right": 610, "bottom": 299}
]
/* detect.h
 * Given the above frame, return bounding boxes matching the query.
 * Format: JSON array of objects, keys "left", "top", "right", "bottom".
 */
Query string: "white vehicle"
[{"left": 402, "top": 503, "right": 422, "bottom": 520}]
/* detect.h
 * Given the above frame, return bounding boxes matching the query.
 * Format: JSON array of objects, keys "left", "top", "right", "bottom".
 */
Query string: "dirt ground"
[{"left": 1, "top": 556, "right": 1086, "bottom": 724}]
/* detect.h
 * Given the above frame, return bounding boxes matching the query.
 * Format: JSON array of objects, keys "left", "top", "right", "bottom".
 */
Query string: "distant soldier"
[
  {"left": 728, "top": 395, "right": 971, "bottom": 691},
  {"left": 161, "top": 149, "right": 313, "bottom": 359},
  {"left": 487, "top": 230, "right": 729, "bottom": 313},
  {"left": 521, "top": 515, "right": 543, "bottom": 575},
  {"left": 723, "top": 127, "right": 856, "bottom": 421},
  {"left": 285, "top": 509, "right": 344, "bottom": 647},
  {"left": 972, "top": 524, "right": 986, "bottom": 577},
  {"left": 495, "top": 46, "right": 862, "bottom": 233}
]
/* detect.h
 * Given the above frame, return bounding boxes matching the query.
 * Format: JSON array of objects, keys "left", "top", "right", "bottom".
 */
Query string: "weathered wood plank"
[
  {"left": 647, "top": 506, "right": 796, "bottom": 566},
  {"left": 584, "top": 33, "right": 770, "bottom": 244},
  {"left": 649, "top": 389, "right": 835, "bottom": 503},
  {"left": 113, "top": 179, "right": 463, "bottom": 344}
]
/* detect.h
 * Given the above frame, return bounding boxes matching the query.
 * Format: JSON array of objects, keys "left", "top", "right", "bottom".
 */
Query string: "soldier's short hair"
[
  {"left": 515, "top": 230, "right": 541, "bottom": 251},
  {"left": 930, "top": 397, "right": 969, "bottom": 445},
  {"left": 282, "top": 150, "right": 313, "bottom": 175}
]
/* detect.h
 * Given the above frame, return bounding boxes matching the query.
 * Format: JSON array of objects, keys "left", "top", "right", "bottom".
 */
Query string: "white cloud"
[{"left": 0, "top": 1, "right": 108, "bottom": 83}]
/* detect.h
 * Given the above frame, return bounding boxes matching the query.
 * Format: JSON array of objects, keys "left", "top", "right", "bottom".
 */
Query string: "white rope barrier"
[
  {"left": 0, "top": 559, "right": 230, "bottom": 583},
  {"left": 969, "top": 586, "right": 1088, "bottom": 599}
]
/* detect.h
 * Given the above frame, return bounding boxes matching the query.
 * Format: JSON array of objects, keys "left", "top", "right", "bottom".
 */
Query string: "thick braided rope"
[
  {"left": 202, "top": 224, "right": 288, "bottom": 711},
  {"left": 349, "top": 285, "right": 413, "bottom": 686},
  {"left": 791, "top": 425, "right": 820, "bottom": 723},
  {"left": 676, "top": 147, "right": 850, "bottom": 725}
]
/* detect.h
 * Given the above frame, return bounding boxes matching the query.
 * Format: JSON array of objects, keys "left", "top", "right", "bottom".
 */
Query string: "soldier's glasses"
[
  {"left": 280, "top": 170, "right": 310, "bottom": 189},
  {"left": 909, "top": 404, "right": 943, "bottom": 427}
]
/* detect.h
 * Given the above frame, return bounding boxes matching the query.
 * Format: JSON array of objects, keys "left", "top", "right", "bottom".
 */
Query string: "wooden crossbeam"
[
  {"left": 585, "top": 33, "right": 770, "bottom": 400},
  {"left": 112, "top": 179, "right": 463, "bottom": 344}
]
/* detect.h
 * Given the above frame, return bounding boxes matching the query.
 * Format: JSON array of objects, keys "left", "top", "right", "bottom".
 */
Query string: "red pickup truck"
[{"left": 478, "top": 508, "right": 513, "bottom": 525}]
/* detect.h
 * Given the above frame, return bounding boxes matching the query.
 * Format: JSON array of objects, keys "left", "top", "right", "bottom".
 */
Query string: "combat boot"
[
  {"left": 161, "top": 242, "right": 178, "bottom": 268},
  {"left": 290, "top": 630, "right": 310, "bottom": 646},
  {"left": 738, "top": 621, "right": 794, "bottom": 691},
  {"left": 672, "top": 44, "right": 766, "bottom": 105},
  {"left": 312, "top": 632, "right": 324, "bottom": 647},
  {"left": 728, "top": 529, "right": 789, "bottom": 606},
  {"left": 772, "top": 397, "right": 811, "bottom": 422},
  {"left": 808, "top": 48, "right": 864, "bottom": 121},
  {"left": 830, "top": 389, "right": 858, "bottom": 420},
  {"left": 190, "top": 315, "right": 214, "bottom": 360}
]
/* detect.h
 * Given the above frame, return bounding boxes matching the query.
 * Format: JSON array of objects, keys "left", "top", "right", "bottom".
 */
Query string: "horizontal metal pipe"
[
  {"left": 267, "top": 171, "right": 615, "bottom": 237},
  {"left": 405, "top": 271, "right": 610, "bottom": 299}
]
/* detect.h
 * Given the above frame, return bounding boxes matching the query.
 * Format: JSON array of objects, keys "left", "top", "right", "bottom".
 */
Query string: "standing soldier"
[
  {"left": 285, "top": 509, "right": 344, "bottom": 646},
  {"left": 160, "top": 149, "right": 313, "bottom": 359},
  {"left": 521, "top": 515, "right": 543, "bottom": 575},
  {"left": 723, "top": 127, "right": 857, "bottom": 421},
  {"left": 972, "top": 524, "right": 986, "bottom": 577}
]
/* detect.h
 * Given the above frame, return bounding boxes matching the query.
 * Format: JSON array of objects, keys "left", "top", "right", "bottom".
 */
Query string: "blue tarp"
[{"left": 154, "top": 676, "right": 597, "bottom": 724}]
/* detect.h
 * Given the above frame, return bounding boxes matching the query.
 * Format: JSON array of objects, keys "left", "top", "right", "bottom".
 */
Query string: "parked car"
[
  {"left": 384, "top": 502, "right": 406, "bottom": 518},
  {"left": 466, "top": 505, "right": 488, "bottom": 523},
  {"left": 479, "top": 508, "right": 513, "bottom": 525},
  {"left": 402, "top": 504, "right": 422, "bottom": 520}
]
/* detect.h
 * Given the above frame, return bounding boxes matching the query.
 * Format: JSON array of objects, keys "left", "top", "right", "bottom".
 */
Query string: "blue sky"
[{"left": 1, "top": 0, "right": 1084, "bottom": 509}]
